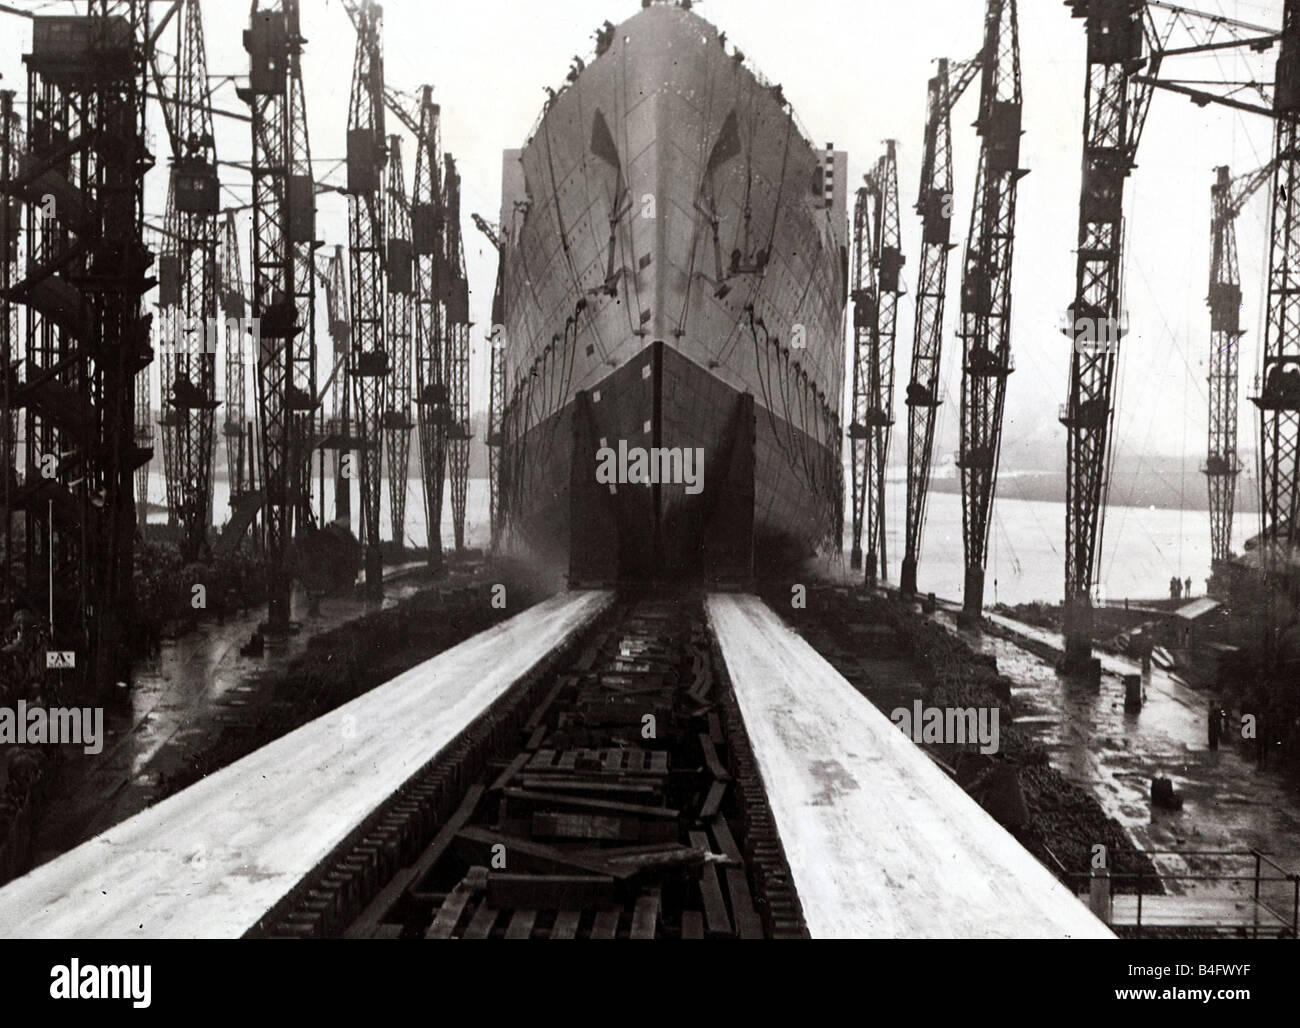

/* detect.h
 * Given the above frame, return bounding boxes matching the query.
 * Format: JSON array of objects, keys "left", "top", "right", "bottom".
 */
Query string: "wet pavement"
[
  {"left": 28, "top": 560, "right": 451, "bottom": 865},
  {"left": 930, "top": 598, "right": 1300, "bottom": 917}
]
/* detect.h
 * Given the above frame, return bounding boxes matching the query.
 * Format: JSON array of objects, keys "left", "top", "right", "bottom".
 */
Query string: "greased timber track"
[{"left": 254, "top": 595, "right": 808, "bottom": 940}]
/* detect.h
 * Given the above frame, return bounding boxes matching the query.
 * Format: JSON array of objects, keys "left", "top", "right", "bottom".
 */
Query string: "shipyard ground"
[
  {"left": 0, "top": 552, "right": 552, "bottom": 881},
  {"left": 1, "top": 556, "right": 1295, "bottom": 937}
]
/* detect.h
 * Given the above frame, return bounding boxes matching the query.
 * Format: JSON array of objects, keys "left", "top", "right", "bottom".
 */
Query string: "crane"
[
  {"left": 134, "top": 367, "right": 152, "bottom": 531},
  {"left": 151, "top": 0, "right": 221, "bottom": 562},
  {"left": 220, "top": 209, "right": 251, "bottom": 507},
  {"left": 239, "top": 0, "right": 317, "bottom": 630},
  {"left": 384, "top": 133, "right": 414, "bottom": 553},
  {"left": 957, "top": 0, "right": 1027, "bottom": 626},
  {"left": 443, "top": 153, "right": 472, "bottom": 553},
  {"left": 848, "top": 141, "right": 904, "bottom": 585},
  {"left": 473, "top": 212, "right": 506, "bottom": 551},
  {"left": 2, "top": 90, "right": 19, "bottom": 583},
  {"left": 1058, "top": 0, "right": 1284, "bottom": 670},
  {"left": 1252, "top": 3, "right": 1300, "bottom": 632},
  {"left": 411, "top": 87, "right": 447, "bottom": 573},
  {"left": 900, "top": 55, "right": 980, "bottom": 599},
  {"left": 1058, "top": 0, "right": 1159, "bottom": 671},
  {"left": 4, "top": 0, "right": 153, "bottom": 689},
  {"left": 318, "top": 243, "right": 353, "bottom": 527},
  {"left": 344, "top": 0, "right": 388, "bottom": 597},
  {"left": 1205, "top": 159, "right": 1276, "bottom": 566}
]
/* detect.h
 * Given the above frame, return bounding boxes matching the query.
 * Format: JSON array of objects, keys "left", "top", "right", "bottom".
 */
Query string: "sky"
[{"left": 0, "top": 0, "right": 1287, "bottom": 480}]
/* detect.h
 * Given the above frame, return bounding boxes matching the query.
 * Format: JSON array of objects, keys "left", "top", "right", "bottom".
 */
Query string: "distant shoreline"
[{"left": 926, "top": 470, "right": 1258, "bottom": 515}]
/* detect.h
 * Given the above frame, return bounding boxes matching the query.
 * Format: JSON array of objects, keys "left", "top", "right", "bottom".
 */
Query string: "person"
[
  {"left": 1137, "top": 631, "right": 1152, "bottom": 671},
  {"left": 595, "top": 20, "right": 615, "bottom": 56},
  {"left": 1170, "top": 575, "right": 1181, "bottom": 600},
  {"left": 1185, "top": 576, "right": 1193, "bottom": 598}
]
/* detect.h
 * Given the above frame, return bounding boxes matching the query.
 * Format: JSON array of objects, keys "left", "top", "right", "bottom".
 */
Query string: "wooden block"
[
  {"left": 524, "top": 725, "right": 548, "bottom": 752},
  {"left": 490, "top": 753, "right": 530, "bottom": 792},
  {"left": 425, "top": 878, "right": 476, "bottom": 939},
  {"left": 345, "top": 785, "right": 483, "bottom": 939},
  {"left": 724, "top": 867, "right": 764, "bottom": 940},
  {"left": 524, "top": 679, "right": 569, "bottom": 733},
  {"left": 454, "top": 826, "right": 627, "bottom": 878},
  {"left": 505, "top": 909, "right": 538, "bottom": 940},
  {"left": 590, "top": 908, "right": 620, "bottom": 940},
  {"left": 550, "top": 909, "right": 582, "bottom": 940},
  {"left": 709, "top": 816, "right": 743, "bottom": 866},
  {"left": 630, "top": 890, "right": 660, "bottom": 940},
  {"left": 503, "top": 786, "right": 678, "bottom": 820},
  {"left": 698, "top": 864, "right": 731, "bottom": 937},
  {"left": 681, "top": 910, "right": 705, "bottom": 940},
  {"left": 516, "top": 776, "right": 660, "bottom": 797},
  {"left": 527, "top": 749, "right": 557, "bottom": 771},
  {"left": 601, "top": 843, "right": 708, "bottom": 873},
  {"left": 341, "top": 867, "right": 416, "bottom": 941},
  {"left": 699, "top": 733, "right": 732, "bottom": 782},
  {"left": 372, "top": 923, "right": 403, "bottom": 939},
  {"left": 700, "top": 780, "right": 728, "bottom": 819},
  {"left": 531, "top": 812, "right": 638, "bottom": 841},
  {"left": 688, "top": 829, "right": 731, "bottom": 936},
  {"left": 462, "top": 902, "right": 499, "bottom": 940}
]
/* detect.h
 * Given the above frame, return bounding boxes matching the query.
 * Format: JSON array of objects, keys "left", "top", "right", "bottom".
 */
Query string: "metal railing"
[{"left": 1075, "top": 849, "right": 1299, "bottom": 939}]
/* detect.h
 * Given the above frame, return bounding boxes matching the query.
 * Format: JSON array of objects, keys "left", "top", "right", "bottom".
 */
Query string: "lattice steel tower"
[
  {"left": 957, "top": 0, "right": 1026, "bottom": 625},
  {"left": 900, "top": 57, "right": 980, "bottom": 598},
  {"left": 443, "top": 153, "right": 471, "bottom": 553},
  {"left": 154, "top": 0, "right": 220, "bottom": 561},
  {"left": 384, "top": 133, "right": 414, "bottom": 553},
  {"left": 412, "top": 89, "right": 447, "bottom": 573},
  {"left": 848, "top": 142, "right": 904, "bottom": 585}
]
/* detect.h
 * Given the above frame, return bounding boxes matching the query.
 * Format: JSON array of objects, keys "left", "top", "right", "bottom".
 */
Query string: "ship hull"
[
  {"left": 502, "top": 341, "right": 839, "bottom": 581},
  {"left": 496, "top": 3, "right": 846, "bottom": 581}
]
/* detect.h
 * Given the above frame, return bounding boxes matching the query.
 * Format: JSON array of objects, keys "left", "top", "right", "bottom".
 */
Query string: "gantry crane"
[
  {"left": 3, "top": 1, "right": 153, "bottom": 690},
  {"left": 900, "top": 56, "right": 980, "bottom": 599},
  {"left": 344, "top": 0, "right": 388, "bottom": 596},
  {"left": 1252, "top": 3, "right": 1300, "bottom": 630},
  {"left": 848, "top": 189, "right": 872, "bottom": 575},
  {"left": 318, "top": 243, "right": 352, "bottom": 527},
  {"left": 848, "top": 141, "right": 904, "bottom": 585},
  {"left": 1128, "top": 1, "right": 1300, "bottom": 665},
  {"left": 239, "top": 0, "right": 317, "bottom": 630},
  {"left": 1, "top": 89, "right": 18, "bottom": 598},
  {"left": 473, "top": 212, "right": 506, "bottom": 552},
  {"left": 151, "top": 0, "right": 221, "bottom": 562},
  {"left": 411, "top": 88, "right": 447, "bottom": 573},
  {"left": 957, "top": 0, "right": 1027, "bottom": 626},
  {"left": 384, "top": 133, "right": 414, "bottom": 553},
  {"left": 443, "top": 153, "right": 472, "bottom": 553},
  {"left": 134, "top": 364, "right": 152, "bottom": 530},
  {"left": 1059, "top": 0, "right": 1290, "bottom": 669},
  {"left": 220, "top": 208, "right": 252, "bottom": 507},
  {"left": 1059, "top": 0, "right": 1157, "bottom": 670},
  {"left": 1206, "top": 160, "right": 1276, "bottom": 565}
]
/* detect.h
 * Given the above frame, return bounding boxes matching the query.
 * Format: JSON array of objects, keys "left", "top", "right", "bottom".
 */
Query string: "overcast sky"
[{"left": 0, "top": 0, "right": 1286, "bottom": 477}]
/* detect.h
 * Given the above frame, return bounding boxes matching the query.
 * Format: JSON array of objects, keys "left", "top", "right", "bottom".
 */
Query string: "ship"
[{"left": 494, "top": 0, "right": 848, "bottom": 584}]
